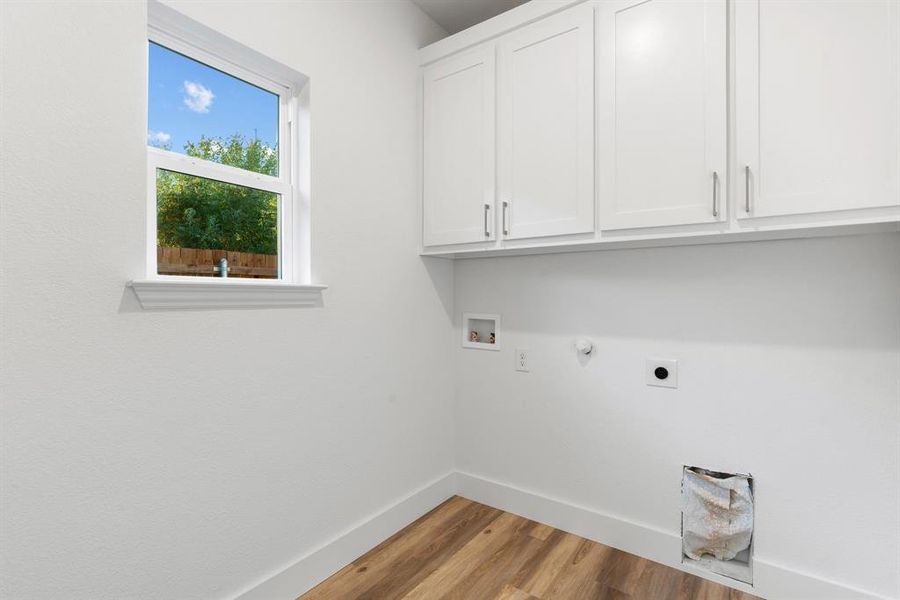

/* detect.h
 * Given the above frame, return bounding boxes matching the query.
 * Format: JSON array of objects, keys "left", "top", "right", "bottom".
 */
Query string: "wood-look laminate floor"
[{"left": 301, "top": 496, "right": 762, "bottom": 600}]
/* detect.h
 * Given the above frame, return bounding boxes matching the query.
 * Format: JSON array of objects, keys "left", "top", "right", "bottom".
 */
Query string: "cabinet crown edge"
[{"left": 418, "top": 0, "right": 587, "bottom": 66}]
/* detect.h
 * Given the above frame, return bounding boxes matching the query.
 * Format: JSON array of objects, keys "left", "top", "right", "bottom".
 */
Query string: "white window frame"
[{"left": 143, "top": 1, "right": 312, "bottom": 290}]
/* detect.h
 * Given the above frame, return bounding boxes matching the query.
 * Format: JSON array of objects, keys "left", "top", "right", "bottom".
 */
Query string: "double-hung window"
[{"left": 137, "top": 2, "right": 316, "bottom": 310}]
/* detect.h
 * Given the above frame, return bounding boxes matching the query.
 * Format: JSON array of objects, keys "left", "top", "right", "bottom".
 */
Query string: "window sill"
[{"left": 128, "top": 278, "right": 326, "bottom": 310}]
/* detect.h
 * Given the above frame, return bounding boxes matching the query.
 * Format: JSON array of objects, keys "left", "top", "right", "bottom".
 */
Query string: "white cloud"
[
  {"left": 183, "top": 81, "right": 214, "bottom": 113},
  {"left": 147, "top": 130, "right": 171, "bottom": 144}
]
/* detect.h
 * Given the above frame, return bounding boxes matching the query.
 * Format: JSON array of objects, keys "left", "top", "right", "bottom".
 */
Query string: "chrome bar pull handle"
[
  {"left": 712, "top": 171, "right": 719, "bottom": 217},
  {"left": 744, "top": 165, "right": 751, "bottom": 213},
  {"left": 483, "top": 203, "right": 490, "bottom": 237},
  {"left": 502, "top": 201, "right": 509, "bottom": 236}
]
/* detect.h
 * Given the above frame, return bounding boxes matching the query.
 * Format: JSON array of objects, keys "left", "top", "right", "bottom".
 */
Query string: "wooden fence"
[{"left": 157, "top": 247, "right": 278, "bottom": 279}]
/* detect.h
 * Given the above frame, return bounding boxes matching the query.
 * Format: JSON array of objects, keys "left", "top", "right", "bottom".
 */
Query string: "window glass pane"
[
  {"left": 148, "top": 42, "right": 279, "bottom": 177},
  {"left": 156, "top": 169, "right": 279, "bottom": 279}
]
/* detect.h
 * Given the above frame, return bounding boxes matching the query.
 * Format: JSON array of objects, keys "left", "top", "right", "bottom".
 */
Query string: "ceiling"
[{"left": 412, "top": 0, "right": 530, "bottom": 34}]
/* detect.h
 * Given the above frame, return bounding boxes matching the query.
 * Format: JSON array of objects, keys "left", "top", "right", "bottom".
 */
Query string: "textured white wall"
[
  {"left": 0, "top": 2, "right": 453, "bottom": 598},
  {"left": 4, "top": 1, "right": 899, "bottom": 599},
  {"left": 454, "top": 233, "right": 900, "bottom": 598}
]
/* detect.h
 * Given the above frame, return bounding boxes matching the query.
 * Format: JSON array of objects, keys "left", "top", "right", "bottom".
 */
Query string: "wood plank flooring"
[{"left": 300, "top": 496, "right": 762, "bottom": 600}]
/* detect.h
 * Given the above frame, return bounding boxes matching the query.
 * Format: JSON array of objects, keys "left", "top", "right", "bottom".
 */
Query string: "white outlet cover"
[
  {"left": 646, "top": 358, "right": 677, "bottom": 388},
  {"left": 515, "top": 348, "right": 529, "bottom": 372}
]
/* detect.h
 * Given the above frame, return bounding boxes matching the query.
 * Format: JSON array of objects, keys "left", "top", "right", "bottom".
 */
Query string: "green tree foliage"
[{"left": 156, "top": 134, "right": 279, "bottom": 255}]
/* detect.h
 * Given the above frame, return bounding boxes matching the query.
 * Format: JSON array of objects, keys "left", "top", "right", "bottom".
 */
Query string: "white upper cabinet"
[
  {"left": 736, "top": 0, "right": 900, "bottom": 219},
  {"left": 419, "top": 0, "right": 900, "bottom": 257},
  {"left": 497, "top": 4, "right": 595, "bottom": 240},
  {"left": 597, "top": 0, "right": 727, "bottom": 230},
  {"left": 423, "top": 45, "right": 495, "bottom": 246}
]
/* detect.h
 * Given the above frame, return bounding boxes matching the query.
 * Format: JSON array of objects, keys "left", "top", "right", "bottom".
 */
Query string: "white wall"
[
  {"left": 3, "top": 2, "right": 899, "bottom": 599},
  {"left": 454, "top": 233, "right": 900, "bottom": 599},
  {"left": 0, "top": 2, "right": 453, "bottom": 599}
]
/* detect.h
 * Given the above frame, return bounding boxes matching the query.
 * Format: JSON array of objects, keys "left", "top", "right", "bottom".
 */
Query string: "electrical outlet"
[
  {"left": 515, "top": 348, "right": 529, "bottom": 372},
  {"left": 646, "top": 358, "right": 677, "bottom": 388}
]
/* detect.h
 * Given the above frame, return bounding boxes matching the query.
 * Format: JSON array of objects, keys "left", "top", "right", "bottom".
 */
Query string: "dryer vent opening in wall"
[{"left": 682, "top": 466, "right": 754, "bottom": 585}]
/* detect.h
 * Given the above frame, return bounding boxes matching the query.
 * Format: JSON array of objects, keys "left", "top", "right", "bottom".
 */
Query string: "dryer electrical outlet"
[{"left": 646, "top": 358, "right": 677, "bottom": 388}]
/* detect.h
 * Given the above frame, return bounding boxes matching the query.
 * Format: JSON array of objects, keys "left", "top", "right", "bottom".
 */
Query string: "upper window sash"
[{"left": 146, "top": 30, "right": 296, "bottom": 187}]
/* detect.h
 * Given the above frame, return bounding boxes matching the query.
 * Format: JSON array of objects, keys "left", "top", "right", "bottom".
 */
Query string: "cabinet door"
[
  {"left": 423, "top": 46, "right": 495, "bottom": 246},
  {"left": 736, "top": 0, "right": 900, "bottom": 218},
  {"left": 497, "top": 4, "right": 594, "bottom": 240},
  {"left": 597, "top": 0, "right": 726, "bottom": 230}
]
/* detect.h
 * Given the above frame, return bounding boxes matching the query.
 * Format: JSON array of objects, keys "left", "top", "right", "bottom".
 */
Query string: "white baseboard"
[
  {"left": 456, "top": 471, "right": 896, "bottom": 600},
  {"left": 232, "top": 472, "right": 457, "bottom": 600},
  {"left": 233, "top": 470, "right": 895, "bottom": 600}
]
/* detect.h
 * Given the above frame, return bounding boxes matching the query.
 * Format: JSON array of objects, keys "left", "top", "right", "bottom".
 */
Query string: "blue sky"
[{"left": 148, "top": 42, "right": 278, "bottom": 153}]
